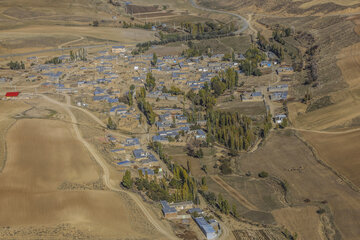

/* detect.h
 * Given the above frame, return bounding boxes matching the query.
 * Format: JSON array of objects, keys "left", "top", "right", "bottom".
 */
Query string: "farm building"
[
  {"left": 194, "top": 217, "right": 217, "bottom": 240},
  {"left": 5, "top": 92, "right": 20, "bottom": 98}
]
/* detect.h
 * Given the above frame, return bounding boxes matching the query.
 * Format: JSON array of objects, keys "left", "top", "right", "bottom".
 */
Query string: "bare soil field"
[
  {"left": 237, "top": 130, "right": 360, "bottom": 240},
  {"left": 300, "top": 130, "right": 360, "bottom": 187},
  {"left": 0, "top": 118, "right": 163, "bottom": 239},
  {"left": 0, "top": 100, "right": 29, "bottom": 170},
  {"left": 0, "top": 25, "right": 156, "bottom": 55},
  {"left": 272, "top": 206, "right": 323, "bottom": 240}
]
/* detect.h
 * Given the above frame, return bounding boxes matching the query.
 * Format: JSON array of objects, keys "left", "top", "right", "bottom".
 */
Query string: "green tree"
[
  {"left": 122, "top": 170, "right": 133, "bottom": 189},
  {"left": 107, "top": 117, "right": 117, "bottom": 130},
  {"left": 151, "top": 53, "right": 158, "bottom": 66},
  {"left": 145, "top": 72, "right": 156, "bottom": 91}
]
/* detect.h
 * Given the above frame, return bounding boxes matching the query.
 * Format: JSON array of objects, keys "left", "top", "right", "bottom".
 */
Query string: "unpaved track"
[
  {"left": 289, "top": 127, "right": 360, "bottom": 135},
  {"left": 41, "top": 94, "right": 177, "bottom": 240},
  {"left": 211, "top": 175, "right": 258, "bottom": 211},
  {"left": 58, "top": 36, "right": 84, "bottom": 49},
  {"left": 189, "top": 0, "right": 249, "bottom": 34}
]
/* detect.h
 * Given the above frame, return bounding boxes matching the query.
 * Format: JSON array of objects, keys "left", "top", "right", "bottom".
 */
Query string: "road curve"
[
  {"left": 41, "top": 94, "right": 178, "bottom": 240},
  {"left": 189, "top": 0, "right": 249, "bottom": 34}
]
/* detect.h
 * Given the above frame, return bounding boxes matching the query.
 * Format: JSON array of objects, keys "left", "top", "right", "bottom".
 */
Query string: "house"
[
  {"left": 260, "top": 61, "right": 272, "bottom": 68},
  {"left": 276, "top": 66, "right": 294, "bottom": 74},
  {"left": 241, "top": 91, "right": 264, "bottom": 102},
  {"left": 111, "top": 148, "right": 125, "bottom": 153},
  {"left": 274, "top": 114, "right": 287, "bottom": 124},
  {"left": 270, "top": 91, "right": 288, "bottom": 101},
  {"left": 133, "top": 149, "right": 147, "bottom": 160},
  {"left": 107, "top": 135, "right": 117, "bottom": 143},
  {"left": 169, "top": 201, "right": 193, "bottom": 211},
  {"left": 160, "top": 201, "right": 177, "bottom": 218},
  {"left": 188, "top": 208, "right": 204, "bottom": 215},
  {"left": 112, "top": 46, "right": 126, "bottom": 54},
  {"left": 5, "top": 92, "right": 20, "bottom": 98},
  {"left": 196, "top": 129, "right": 206, "bottom": 139},
  {"left": 194, "top": 217, "right": 217, "bottom": 240},
  {"left": 124, "top": 138, "right": 140, "bottom": 147},
  {"left": 152, "top": 135, "right": 169, "bottom": 143},
  {"left": 117, "top": 160, "right": 133, "bottom": 167},
  {"left": 139, "top": 168, "right": 154, "bottom": 176},
  {"left": 268, "top": 84, "right": 288, "bottom": 93}
]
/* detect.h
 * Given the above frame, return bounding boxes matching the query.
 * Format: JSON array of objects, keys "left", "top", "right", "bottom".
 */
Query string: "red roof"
[{"left": 5, "top": 92, "right": 20, "bottom": 97}]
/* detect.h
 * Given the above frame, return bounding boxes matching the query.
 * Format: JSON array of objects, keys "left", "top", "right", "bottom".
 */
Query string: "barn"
[{"left": 5, "top": 92, "right": 20, "bottom": 98}]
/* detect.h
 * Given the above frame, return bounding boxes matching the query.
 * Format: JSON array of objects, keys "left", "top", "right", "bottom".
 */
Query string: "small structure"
[
  {"left": 268, "top": 84, "right": 288, "bottom": 93},
  {"left": 274, "top": 114, "right": 287, "bottom": 124},
  {"left": 124, "top": 138, "right": 140, "bottom": 147},
  {"left": 194, "top": 217, "right": 217, "bottom": 240},
  {"left": 5, "top": 92, "right": 20, "bottom": 98},
  {"left": 112, "top": 46, "right": 126, "bottom": 54},
  {"left": 170, "top": 201, "right": 193, "bottom": 211},
  {"left": 195, "top": 129, "right": 206, "bottom": 139}
]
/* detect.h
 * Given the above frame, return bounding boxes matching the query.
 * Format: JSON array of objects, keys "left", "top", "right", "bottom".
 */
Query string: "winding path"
[
  {"left": 189, "top": 0, "right": 249, "bottom": 34},
  {"left": 41, "top": 94, "right": 178, "bottom": 240}
]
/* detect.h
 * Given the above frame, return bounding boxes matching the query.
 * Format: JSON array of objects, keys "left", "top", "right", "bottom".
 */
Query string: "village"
[{"left": 1, "top": 42, "right": 294, "bottom": 239}]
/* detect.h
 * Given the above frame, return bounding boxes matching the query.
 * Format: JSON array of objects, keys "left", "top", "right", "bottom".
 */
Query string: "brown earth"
[
  {"left": 300, "top": 130, "right": 360, "bottom": 187},
  {"left": 272, "top": 206, "right": 323, "bottom": 240},
  {"left": 238, "top": 130, "right": 360, "bottom": 240},
  {"left": 0, "top": 118, "right": 162, "bottom": 239}
]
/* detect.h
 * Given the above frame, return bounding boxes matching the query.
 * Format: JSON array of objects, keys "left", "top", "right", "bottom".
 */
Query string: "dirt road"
[{"left": 41, "top": 94, "right": 178, "bottom": 240}]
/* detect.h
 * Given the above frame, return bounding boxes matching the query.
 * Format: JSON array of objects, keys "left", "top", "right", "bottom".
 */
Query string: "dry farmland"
[
  {"left": 0, "top": 118, "right": 165, "bottom": 239},
  {"left": 237, "top": 130, "right": 360, "bottom": 240}
]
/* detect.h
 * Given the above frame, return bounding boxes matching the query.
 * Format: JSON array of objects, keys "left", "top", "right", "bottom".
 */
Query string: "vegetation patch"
[{"left": 306, "top": 96, "right": 333, "bottom": 112}]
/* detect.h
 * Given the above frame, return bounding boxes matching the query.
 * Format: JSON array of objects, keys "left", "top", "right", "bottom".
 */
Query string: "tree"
[
  {"left": 145, "top": 72, "right": 156, "bottom": 91},
  {"left": 151, "top": 53, "right": 158, "bottom": 66},
  {"left": 107, "top": 117, "right": 117, "bottom": 130},
  {"left": 122, "top": 170, "right": 133, "bottom": 189},
  {"left": 232, "top": 204, "right": 238, "bottom": 218},
  {"left": 93, "top": 20, "right": 99, "bottom": 27},
  {"left": 258, "top": 171, "right": 269, "bottom": 178}
]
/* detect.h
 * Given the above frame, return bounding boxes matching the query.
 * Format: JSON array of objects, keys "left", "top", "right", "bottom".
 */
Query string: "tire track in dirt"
[{"left": 211, "top": 175, "right": 258, "bottom": 211}]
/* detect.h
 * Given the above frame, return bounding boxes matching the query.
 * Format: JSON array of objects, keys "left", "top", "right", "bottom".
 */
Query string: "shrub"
[{"left": 258, "top": 171, "right": 269, "bottom": 178}]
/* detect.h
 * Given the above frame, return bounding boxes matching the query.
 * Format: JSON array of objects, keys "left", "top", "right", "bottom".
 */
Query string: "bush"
[{"left": 258, "top": 171, "right": 269, "bottom": 178}]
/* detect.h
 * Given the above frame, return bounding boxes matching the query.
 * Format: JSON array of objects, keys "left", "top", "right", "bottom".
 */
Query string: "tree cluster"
[
  {"left": 70, "top": 48, "right": 87, "bottom": 62},
  {"left": 136, "top": 87, "right": 156, "bottom": 125},
  {"left": 206, "top": 110, "right": 257, "bottom": 151},
  {"left": 45, "top": 57, "right": 62, "bottom": 65},
  {"left": 7, "top": 61, "right": 25, "bottom": 70}
]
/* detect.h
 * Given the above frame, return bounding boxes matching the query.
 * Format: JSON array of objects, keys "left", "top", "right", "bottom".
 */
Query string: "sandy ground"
[
  {"left": 0, "top": 118, "right": 162, "bottom": 239},
  {"left": 239, "top": 131, "right": 360, "bottom": 240}
]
